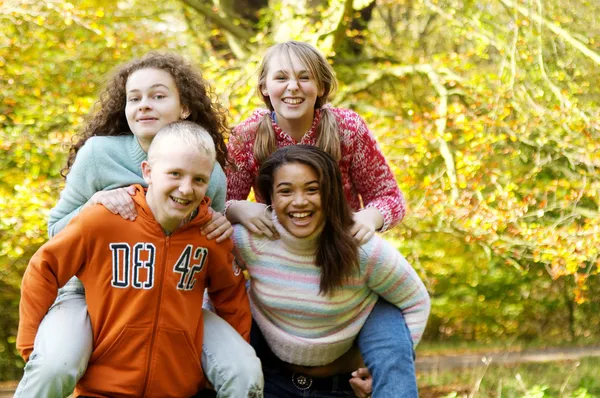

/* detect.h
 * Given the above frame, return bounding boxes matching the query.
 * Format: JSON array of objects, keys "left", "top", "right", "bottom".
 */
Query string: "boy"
[{"left": 17, "top": 121, "right": 252, "bottom": 397}]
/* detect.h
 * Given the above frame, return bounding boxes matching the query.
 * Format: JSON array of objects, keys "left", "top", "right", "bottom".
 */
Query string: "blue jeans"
[
  {"left": 357, "top": 297, "right": 418, "bottom": 398},
  {"left": 250, "top": 322, "right": 354, "bottom": 398},
  {"left": 261, "top": 366, "right": 355, "bottom": 398},
  {"left": 251, "top": 298, "right": 417, "bottom": 398}
]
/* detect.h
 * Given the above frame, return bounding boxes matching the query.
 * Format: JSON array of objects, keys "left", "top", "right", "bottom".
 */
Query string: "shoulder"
[
  {"left": 85, "top": 135, "right": 133, "bottom": 149},
  {"left": 232, "top": 224, "right": 251, "bottom": 246},
  {"left": 76, "top": 135, "right": 134, "bottom": 161},
  {"left": 232, "top": 224, "right": 269, "bottom": 253},
  {"left": 328, "top": 108, "right": 366, "bottom": 128},
  {"left": 232, "top": 109, "right": 270, "bottom": 136},
  {"left": 77, "top": 203, "right": 122, "bottom": 230},
  {"left": 358, "top": 235, "right": 397, "bottom": 262},
  {"left": 326, "top": 107, "right": 370, "bottom": 143}
]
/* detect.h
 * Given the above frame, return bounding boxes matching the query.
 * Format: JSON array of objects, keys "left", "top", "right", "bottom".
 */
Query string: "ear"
[
  {"left": 180, "top": 106, "right": 190, "bottom": 120},
  {"left": 260, "top": 85, "right": 269, "bottom": 97},
  {"left": 141, "top": 160, "right": 152, "bottom": 185}
]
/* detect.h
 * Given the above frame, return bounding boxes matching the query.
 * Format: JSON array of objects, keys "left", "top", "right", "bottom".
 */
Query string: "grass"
[
  {"left": 417, "top": 357, "right": 600, "bottom": 397},
  {"left": 416, "top": 337, "right": 600, "bottom": 357}
]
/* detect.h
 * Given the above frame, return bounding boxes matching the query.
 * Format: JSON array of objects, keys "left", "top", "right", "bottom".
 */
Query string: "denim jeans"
[
  {"left": 251, "top": 322, "right": 354, "bottom": 398},
  {"left": 15, "top": 278, "right": 91, "bottom": 398},
  {"left": 261, "top": 366, "right": 355, "bottom": 398},
  {"left": 357, "top": 297, "right": 418, "bottom": 398},
  {"left": 252, "top": 298, "right": 417, "bottom": 398},
  {"left": 16, "top": 277, "right": 264, "bottom": 398}
]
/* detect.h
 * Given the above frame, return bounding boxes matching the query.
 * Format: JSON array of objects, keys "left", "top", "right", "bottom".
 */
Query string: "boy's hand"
[
  {"left": 349, "top": 367, "right": 372, "bottom": 398},
  {"left": 202, "top": 210, "right": 233, "bottom": 243},
  {"left": 85, "top": 185, "right": 137, "bottom": 221}
]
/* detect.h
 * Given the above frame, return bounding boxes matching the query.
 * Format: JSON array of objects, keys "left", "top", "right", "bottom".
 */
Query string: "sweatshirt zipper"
[{"left": 140, "top": 235, "right": 170, "bottom": 397}]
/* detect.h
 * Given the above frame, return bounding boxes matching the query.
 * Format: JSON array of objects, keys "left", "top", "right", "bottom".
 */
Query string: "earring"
[{"left": 263, "top": 205, "right": 277, "bottom": 220}]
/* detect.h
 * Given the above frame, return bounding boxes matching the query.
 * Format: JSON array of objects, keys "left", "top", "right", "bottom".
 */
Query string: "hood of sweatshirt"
[{"left": 131, "top": 184, "right": 213, "bottom": 231}]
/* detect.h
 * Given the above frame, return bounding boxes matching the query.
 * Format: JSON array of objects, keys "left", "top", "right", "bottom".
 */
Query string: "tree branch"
[
  {"left": 500, "top": 0, "right": 600, "bottom": 66},
  {"left": 179, "top": 0, "right": 255, "bottom": 58}
]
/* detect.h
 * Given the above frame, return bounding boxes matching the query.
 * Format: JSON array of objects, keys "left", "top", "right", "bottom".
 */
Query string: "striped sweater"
[{"left": 232, "top": 221, "right": 430, "bottom": 366}]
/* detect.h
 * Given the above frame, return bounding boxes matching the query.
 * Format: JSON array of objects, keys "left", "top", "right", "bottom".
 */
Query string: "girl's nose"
[
  {"left": 138, "top": 97, "right": 152, "bottom": 110},
  {"left": 287, "top": 78, "right": 299, "bottom": 91},
  {"left": 292, "top": 192, "right": 308, "bottom": 205}
]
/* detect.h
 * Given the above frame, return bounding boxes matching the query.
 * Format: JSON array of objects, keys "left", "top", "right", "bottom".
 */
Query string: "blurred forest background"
[{"left": 1, "top": 0, "right": 599, "bottom": 388}]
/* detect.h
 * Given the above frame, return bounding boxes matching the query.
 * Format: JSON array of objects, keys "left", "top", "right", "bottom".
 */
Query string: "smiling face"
[
  {"left": 261, "top": 51, "right": 322, "bottom": 136},
  {"left": 271, "top": 162, "right": 324, "bottom": 238},
  {"left": 142, "top": 140, "right": 213, "bottom": 234},
  {"left": 125, "top": 68, "right": 188, "bottom": 152}
]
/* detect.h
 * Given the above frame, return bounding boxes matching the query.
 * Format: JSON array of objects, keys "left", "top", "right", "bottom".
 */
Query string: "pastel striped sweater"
[{"left": 232, "top": 221, "right": 430, "bottom": 366}]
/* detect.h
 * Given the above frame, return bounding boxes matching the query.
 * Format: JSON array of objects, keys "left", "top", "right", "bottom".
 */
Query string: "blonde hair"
[
  {"left": 254, "top": 41, "right": 341, "bottom": 163},
  {"left": 148, "top": 121, "right": 216, "bottom": 166}
]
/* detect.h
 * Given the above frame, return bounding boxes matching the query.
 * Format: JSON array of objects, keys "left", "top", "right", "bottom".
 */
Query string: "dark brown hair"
[
  {"left": 62, "top": 52, "right": 230, "bottom": 177},
  {"left": 256, "top": 145, "right": 359, "bottom": 295}
]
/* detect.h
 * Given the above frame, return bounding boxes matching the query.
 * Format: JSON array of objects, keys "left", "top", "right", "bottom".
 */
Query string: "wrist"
[{"left": 224, "top": 200, "right": 244, "bottom": 223}]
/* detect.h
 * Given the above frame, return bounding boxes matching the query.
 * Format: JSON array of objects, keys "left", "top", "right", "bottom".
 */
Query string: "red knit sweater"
[{"left": 226, "top": 108, "right": 406, "bottom": 231}]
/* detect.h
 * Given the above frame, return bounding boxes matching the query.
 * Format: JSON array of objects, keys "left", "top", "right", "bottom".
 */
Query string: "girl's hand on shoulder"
[
  {"left": 202, "top": 210, "right": 233, "bottom": 243},
  {"left": 351, "top": 209, "right": 381, "bottom": 244},
  {"left": 349, "top": 367, "right": 372, "bottom": 398},
  {"left": 85, "top": 185, "right": 137, "bottom": 221},
  {"left": 227, "top": 201, "right": 278, "bottom": 239}
]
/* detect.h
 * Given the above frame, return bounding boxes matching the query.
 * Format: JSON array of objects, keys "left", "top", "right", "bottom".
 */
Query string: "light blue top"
[{"left": 48, "top": 134, "right": 226, "bottom": 237}]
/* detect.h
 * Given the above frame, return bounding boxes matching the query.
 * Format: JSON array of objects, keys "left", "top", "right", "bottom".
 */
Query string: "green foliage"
[{"left": 419, "top": 357, "right": 600, "bottom": 397}]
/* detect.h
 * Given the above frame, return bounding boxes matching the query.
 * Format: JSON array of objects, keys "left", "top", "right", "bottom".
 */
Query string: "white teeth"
[
  {"left": 283, "top": 98, "right": 303, "bottom": 105},
  {"left": 290, "top": 212, "right": 310, "bottom": 218},
  {"left": 171, "top": 197, "right": 190, "bottom": 205}
]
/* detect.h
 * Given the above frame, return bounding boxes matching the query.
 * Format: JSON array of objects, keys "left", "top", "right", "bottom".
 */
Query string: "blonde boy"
[{"left": 18, "top": 121, "right": 253, "bottom": 397}]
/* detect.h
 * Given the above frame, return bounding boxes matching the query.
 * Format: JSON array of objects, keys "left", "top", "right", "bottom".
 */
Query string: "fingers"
[
  {"left": 242, "top": 217, "right": 277, "bottom": 239},
  {"left": 206, "top": 222, "right": 234, "bottom": 242},
  {"left": 349, "top": 376, "right": 372, "bottom": 398},
  {"left": 351, "top": 225, "right": 371, "bottom": 245},
  {"left": 352, "top": 367, "right": 371, "bottom": 378},
  {"left": 125, "top": 184, "right": 137, "bottom": 195},
  {"left": 89, "top": 189, "right": 137, "bottom": 221},
  {"left": 202, "top": 212, "right": 234, "bottom": 242}
]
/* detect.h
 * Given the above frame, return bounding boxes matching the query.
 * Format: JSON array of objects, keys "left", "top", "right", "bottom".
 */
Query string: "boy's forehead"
[{"left": 151, "top": 145, "right": 212, "bottom": 171}]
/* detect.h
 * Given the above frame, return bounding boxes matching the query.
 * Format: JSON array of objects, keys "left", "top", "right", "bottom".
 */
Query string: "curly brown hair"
[{"left": 62, "top": 52, "right": 230, "bottom": 177}]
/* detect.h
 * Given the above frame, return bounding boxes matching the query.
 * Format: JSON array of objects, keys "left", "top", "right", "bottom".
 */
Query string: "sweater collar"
[
  {"left": 273, "top": 216, "right": 324, "bottom": 256},
  {"left": 271, "top": 108, "right": 322, "bottom": 144},
  {"left": 127, "top": 134, "right": 148, "bottom": 169}
]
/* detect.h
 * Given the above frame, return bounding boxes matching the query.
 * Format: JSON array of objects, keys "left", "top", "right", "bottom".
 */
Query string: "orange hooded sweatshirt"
[{"left": 17, "top": 185, "right": 251, "bottom": 397}]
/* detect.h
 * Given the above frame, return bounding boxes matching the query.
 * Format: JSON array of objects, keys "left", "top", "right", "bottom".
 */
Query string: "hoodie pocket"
[
  {"left": 79, "top": 326, "right": 150, "bottom": 396},
  {"left": 145, "top": 327, "right": 203, "bottom": 397}
]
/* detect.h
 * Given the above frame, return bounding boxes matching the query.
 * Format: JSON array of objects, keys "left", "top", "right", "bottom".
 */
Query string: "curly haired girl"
[{"left": 16, "top": 52, "right": 263, "bottom": 398}]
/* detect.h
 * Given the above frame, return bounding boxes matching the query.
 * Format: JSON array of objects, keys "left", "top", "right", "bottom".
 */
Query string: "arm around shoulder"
[{"left": 344, "top": 110, "right": 406, "bottom": 231}]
